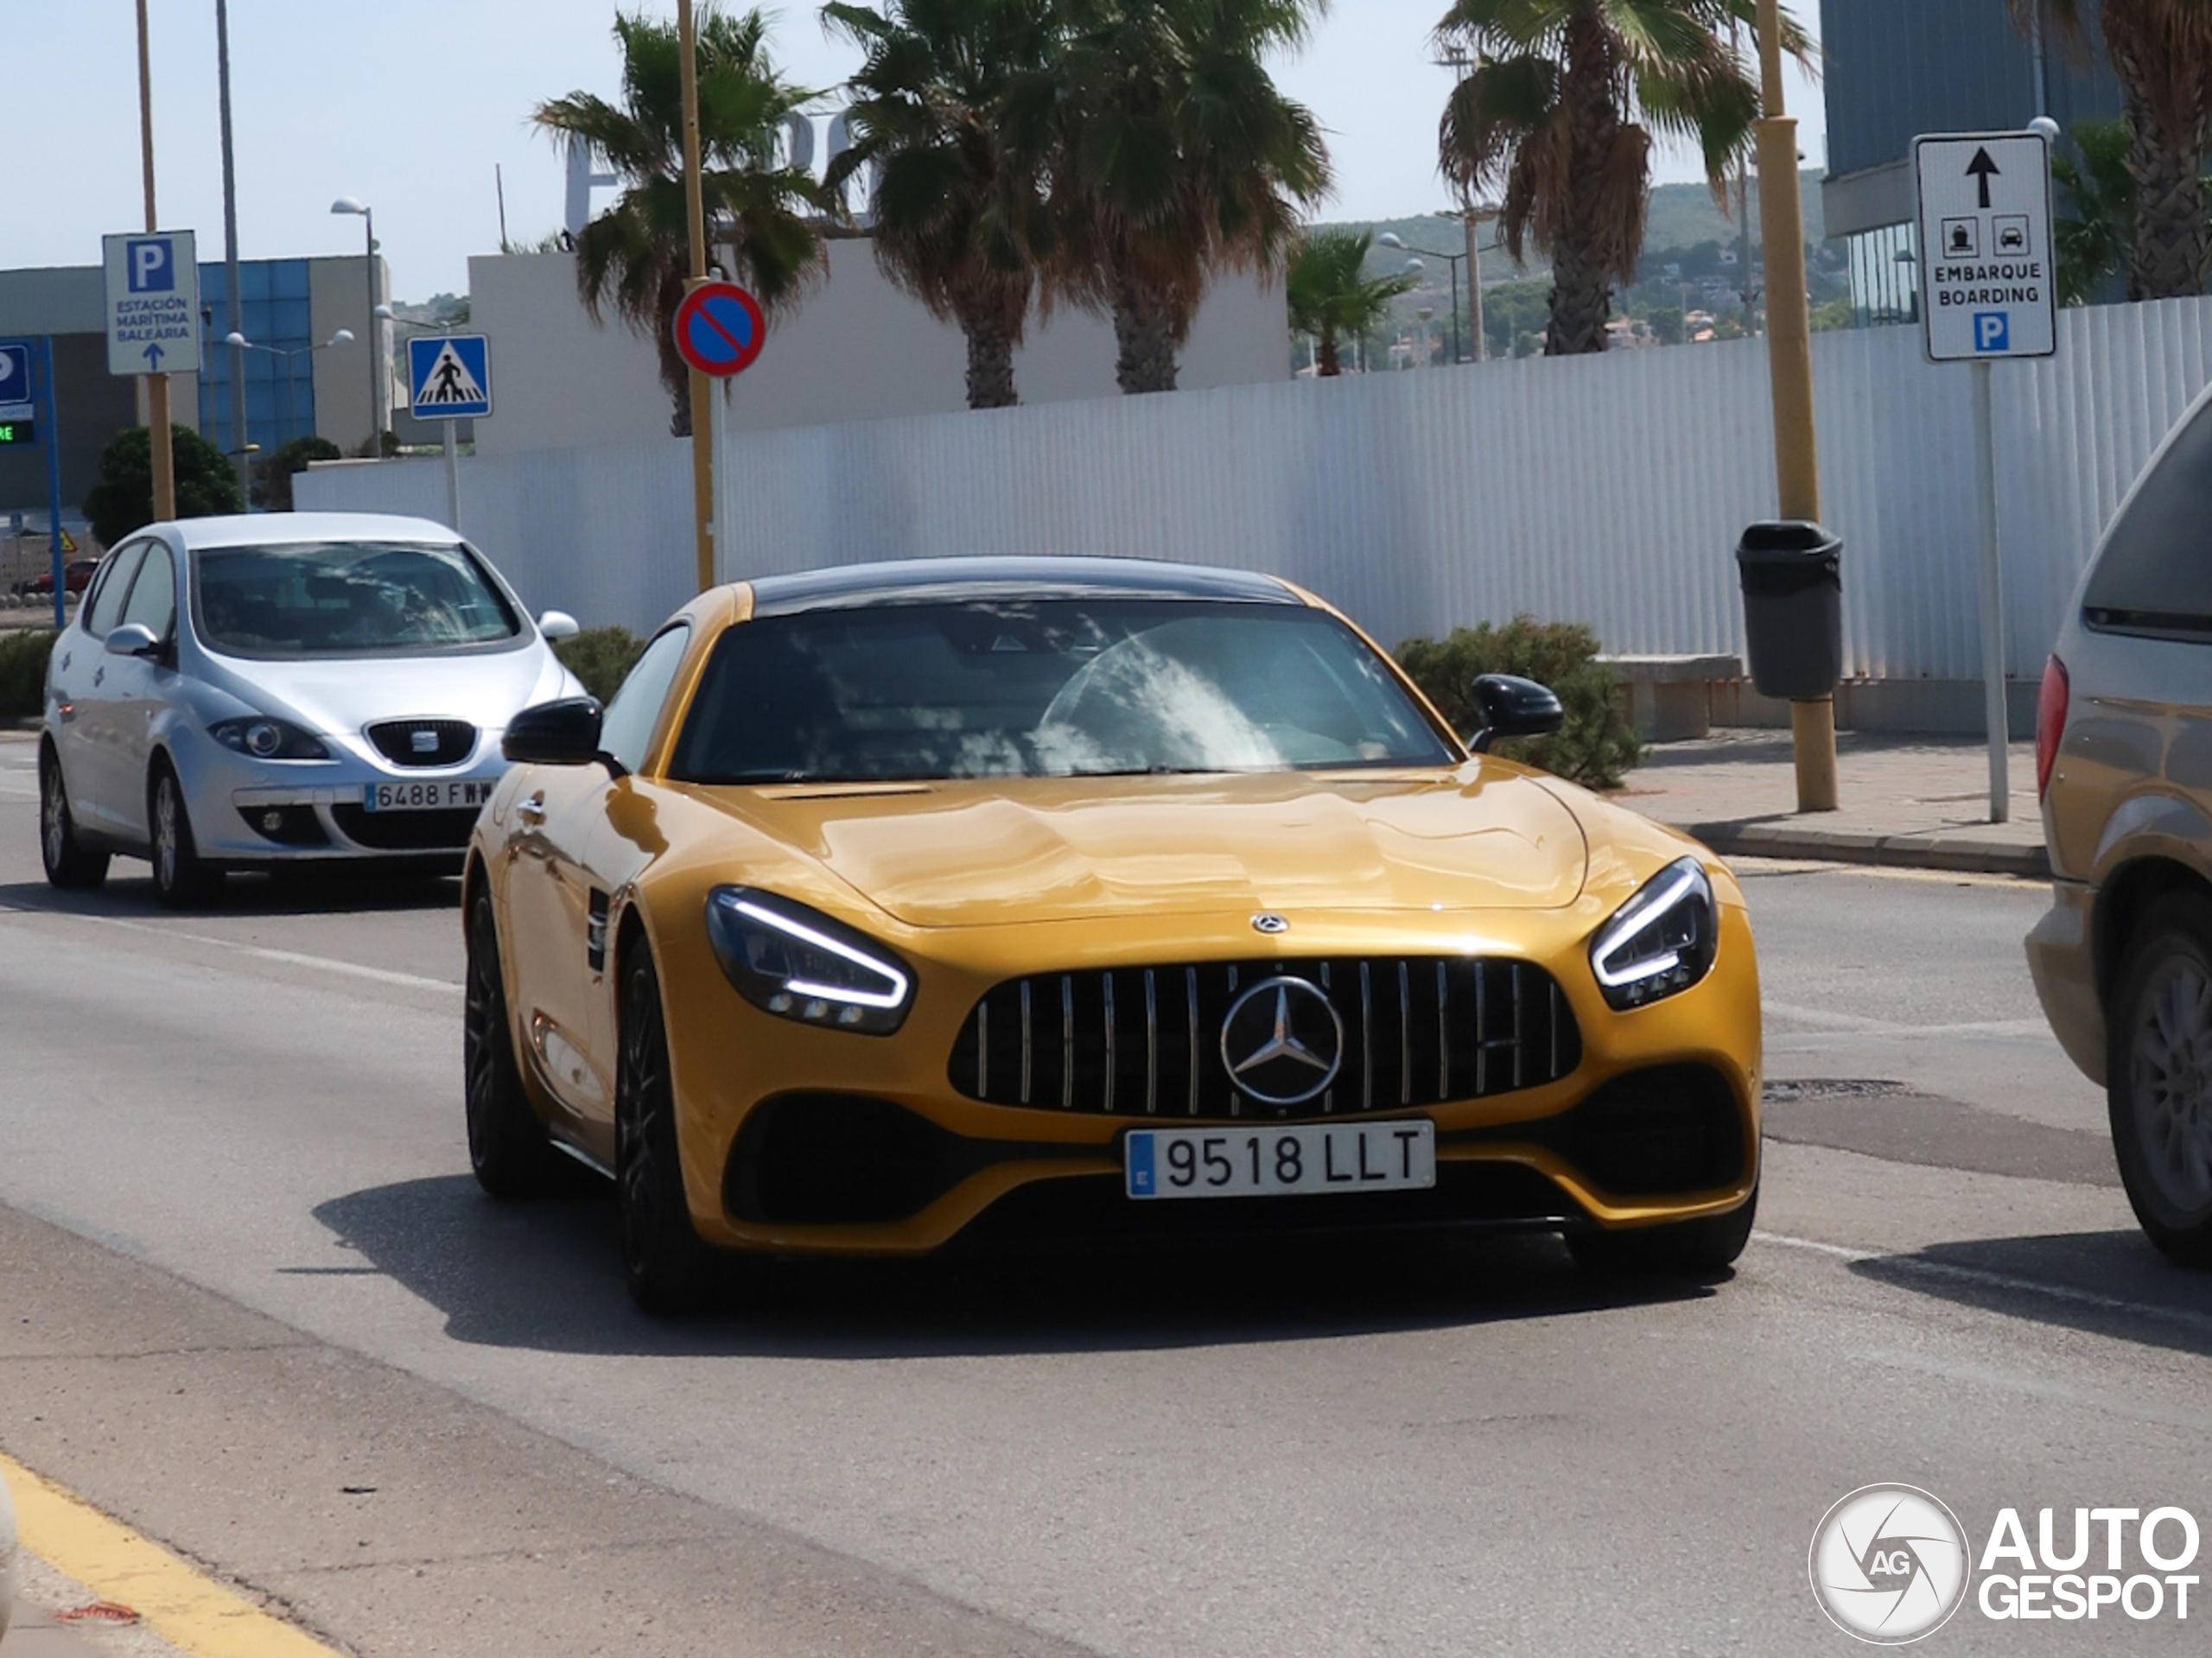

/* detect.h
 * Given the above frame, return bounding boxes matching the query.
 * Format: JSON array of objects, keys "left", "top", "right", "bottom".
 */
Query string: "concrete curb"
[{"left": 1676, "top": 819, "right": 2051, "bottom": 880}]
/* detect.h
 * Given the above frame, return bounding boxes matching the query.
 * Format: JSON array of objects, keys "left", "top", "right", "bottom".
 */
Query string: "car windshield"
[
  {"left": 191, "top": 540, "right": 522, "bottom": 659},
  {"left": 670, "top": 598, "right": 1458, "bottom": 785}
]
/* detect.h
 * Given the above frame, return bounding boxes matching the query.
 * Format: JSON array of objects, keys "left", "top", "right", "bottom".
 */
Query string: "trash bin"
[{"left": 1736, "top": 520, "right": 1842, "bottom": 701}]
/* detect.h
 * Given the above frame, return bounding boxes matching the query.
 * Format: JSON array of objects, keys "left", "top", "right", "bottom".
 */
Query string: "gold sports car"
[{"left": 465, "top": 559, "right": 1762, "bottom": 1310}]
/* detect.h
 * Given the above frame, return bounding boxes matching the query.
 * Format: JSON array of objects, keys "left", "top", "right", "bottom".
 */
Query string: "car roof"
[
  {"left": 744, "top": 556, "right": 1302, "bottom": 618},
  {"left": 154, "top": 513, "right": 466, "bottom": 552}
]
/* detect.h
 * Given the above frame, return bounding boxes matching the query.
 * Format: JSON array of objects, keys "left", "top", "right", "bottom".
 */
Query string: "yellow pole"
[
  {"left": 1755, "top": 0, "right": 1836, "bottom": 811},
  {"left": 135, "top": 0, "right": 176, "bottom": 524},
  {"left": 679, "top": 0, "right": 715, "bottom": 593}
]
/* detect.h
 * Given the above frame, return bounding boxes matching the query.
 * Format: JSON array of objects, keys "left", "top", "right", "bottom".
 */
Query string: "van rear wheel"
[{"left": 2109, "top": 893, "right": 2212, "bottom": 1267}]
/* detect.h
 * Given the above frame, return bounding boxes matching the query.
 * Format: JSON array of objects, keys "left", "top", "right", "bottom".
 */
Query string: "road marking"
[
  {"left": 0, "top": 1451, "right": 347, "bottom": 1658},
  {"left": 1732, "top": 857, "right": 2037, "bottom": 889},
  {"left": 1764, "top": 1000, "right": 2048, "bottom": 1037},
  {"left": 1754, "top": 1229, "right": 2212, "bottom": 1335},
  {"left": 0, "top": 908, "right": 461, "bottom": 994}
]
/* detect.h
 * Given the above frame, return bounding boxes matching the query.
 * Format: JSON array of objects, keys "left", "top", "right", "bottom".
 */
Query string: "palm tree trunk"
[
  {"left": 1545, "top": 16, "right": 1621, "bottom": 356},
  {"left": 1112, "top": 265, "right": 1180, "bottom": 395},
  {"left": 962, "top": 312, "right": 1020, "bottom": 410},
  {"left": 2121, "top": 92, "right": 2211, "bottom": 301},
  {"left": 1317, "top": 331, "right": 1341, "bottom": 377}
]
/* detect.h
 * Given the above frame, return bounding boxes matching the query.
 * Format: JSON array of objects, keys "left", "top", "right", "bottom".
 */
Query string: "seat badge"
[{"left": 410, "top": 728, "right": 440, "bottom": 753}]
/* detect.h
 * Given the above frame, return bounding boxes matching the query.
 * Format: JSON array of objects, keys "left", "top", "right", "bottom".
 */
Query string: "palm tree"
[
  {"left": 2007, "top": 0, "right": 2212, "bottom": 300},
  {"left": 824, "top": 0, "right": 1061, "bottom": 410},
  {"left": 1052, "top": 0, "right": 1332, "bottom": 394},
  {"left": 1287, "top": 228, "right": 1421, "bottom": 376},
  {"left": 1434, "top": 0, "right": 1804, "bottom": 356},
  {"left": 533, "top": 7, "right": 833, "bottom": 435}
]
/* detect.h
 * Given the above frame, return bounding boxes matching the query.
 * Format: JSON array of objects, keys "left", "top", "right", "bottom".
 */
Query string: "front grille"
[
  {"left": 365, "top": 719, "right": 477, "bottom": 768},
  {"left": 950, "top": 957, "right": 1580, "bottom": 1121},
  {"left": 329, "top": 804, "right": 480, "bottom": 851}
]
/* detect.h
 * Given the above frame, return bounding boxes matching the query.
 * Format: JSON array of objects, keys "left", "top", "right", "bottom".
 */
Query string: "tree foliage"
[
  {"left": 1395, "top": 617, "right": 1643, "bottom": 790},
  {"left": 82, "top": 425, "right": 243, "bottom": 548},
  {"left": 533, "top": 6, "right": 833, "bottom": 435},
  {"left": 251, "top": 435, "right": 344, "bottom": 513},
  {"left": 1435, "top": 0, "right": 1808, "bottom": 355},
  {"left": 1287, "top": 229, "right": 1420, "bottom": 375}
]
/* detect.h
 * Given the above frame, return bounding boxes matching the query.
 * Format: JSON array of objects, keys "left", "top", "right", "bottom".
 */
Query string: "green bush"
[
  {"left": 554, "top": 626, "right": 647, "bottom": 705},
  {"left": 0, "top": 629, "right": 59, "bottom": 721},
  {"left": 1395, "top": 618, "right": 1643, "bottom": 790}
]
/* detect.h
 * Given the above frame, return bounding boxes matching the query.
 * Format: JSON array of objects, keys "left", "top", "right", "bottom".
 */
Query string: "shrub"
[
  {"left": 1395, "top": 618, "right": 1643, "bottom": 790},
  {"left": 0, "top": 629, "right": 59, "bottom": 721},
  {"left": 82, "top": 424, "right": 243, "bottom": 547},
  {"left": 554, "top": 626, "right": 646, "bottom": 705}
]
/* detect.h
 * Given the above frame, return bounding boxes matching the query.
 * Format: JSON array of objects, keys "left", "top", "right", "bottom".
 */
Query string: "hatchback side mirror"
[
  {"left": 503, "top": 697, "right": 606, "bottom": 766},
  {"left": 537, "top": 609, "right": 581, "bottom": 643},
  {"left": 1467, "top": 674, "right": 1565, "bottom": 753},
  {"left": 104, "top": 623, "right": 162, "bottom": 658}
]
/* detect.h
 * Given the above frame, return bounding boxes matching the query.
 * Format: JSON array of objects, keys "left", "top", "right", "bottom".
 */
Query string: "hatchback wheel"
[
  {"left": 39, "top": 746, "right": 109, "bottom": 889},
  {"left": 2109, "top": 894, "right": 2212, "bottom": 1266},
  {"left": 464, "top": 888, "right": 570, "bottom": 1198},
  {"left": 616, "top": 950, "right": 723, "bottom": 1313},
  {"left": 148, "top": 760, "right": 219, "bottom": 909}
]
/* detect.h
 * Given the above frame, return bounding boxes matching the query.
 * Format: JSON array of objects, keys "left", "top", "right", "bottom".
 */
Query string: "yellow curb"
[{"left": 0, "top": 1452, "right": 346, "bottom": 1658}]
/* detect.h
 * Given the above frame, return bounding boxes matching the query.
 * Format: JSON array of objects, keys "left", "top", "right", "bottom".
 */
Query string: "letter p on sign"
[
  {"left": 1974, "top": 313, "right": 2010, "bottom": 353},
  {"left": 127, "top": 239, "right": 174, "bottom": 294}
]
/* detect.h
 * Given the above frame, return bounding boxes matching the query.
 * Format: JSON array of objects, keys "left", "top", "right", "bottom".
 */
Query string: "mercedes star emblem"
[
  {"left": 1251, "top": 913, "right": 1290, "bottom": 934},
  {"left": 1219, "top": 976, "right": 1344, "bottom": 1108}
]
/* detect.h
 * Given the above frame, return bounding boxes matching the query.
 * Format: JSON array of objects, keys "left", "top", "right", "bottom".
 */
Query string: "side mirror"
[
  {"left": 503, "top": 696, "right": 605, "bottom": 766},
  {"left": 537, "top": 609, "right": 581, "bottom": 643},
  {"left": 1467, "top": 674, "right": 1564, "bottom": 753},
  {"left": 104, "top": 623, "right": 162, "bottom": 658}
]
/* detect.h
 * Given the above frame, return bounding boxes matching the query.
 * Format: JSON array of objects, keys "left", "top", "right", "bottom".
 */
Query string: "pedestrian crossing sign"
[{"left": 408, "top": 334, "right": 492, "bottom": 420}]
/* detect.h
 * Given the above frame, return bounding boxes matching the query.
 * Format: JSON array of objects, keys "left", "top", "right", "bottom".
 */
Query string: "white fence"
[{"left": 300, "top": 297, "right": 2212, "bottom": 680}]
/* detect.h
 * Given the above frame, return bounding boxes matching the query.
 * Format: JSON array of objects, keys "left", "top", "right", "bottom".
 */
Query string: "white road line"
[
  {"left": 1754, "top": 1229, "right": 2212, "bottom": 1335},
  {"left": 1763, "top": 1000, "right": 2048, "bottom": 1038},
  {"left": 0, "top": 907, "right": 462, "bottom": 994}
]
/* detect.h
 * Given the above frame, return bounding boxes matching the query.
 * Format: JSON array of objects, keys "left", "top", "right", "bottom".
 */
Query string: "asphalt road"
[{"left": 3, "top": 726, "right": 2211, "bottom": 1657}]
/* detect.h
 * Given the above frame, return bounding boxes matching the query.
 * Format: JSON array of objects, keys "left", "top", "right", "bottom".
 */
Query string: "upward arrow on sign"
[{"left": 1967, "top": 147, "right": 2000, "bottom": 208}]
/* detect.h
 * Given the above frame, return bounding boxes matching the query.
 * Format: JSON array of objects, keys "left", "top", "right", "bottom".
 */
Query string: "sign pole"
[
  {"left": 709, "top": 376, "right": 734, "bottom": 586},
  {"left": 41, "top": 338, "right": 65, "bottom": 630},
  {"left": 1971, "top": 359, "right": 2009, "bottom": 823},
  {"left": 1755, "top": 0, "right": 1837, "bottom": 812},
  {"left": 677, "top": 0, "right": 715, "bottom": 594},
  {"left": 133, "top": 0, "right": 176, "bottom": 523},
  {"left": 442, "top": 421, "right": 462, "bottom": 533}
]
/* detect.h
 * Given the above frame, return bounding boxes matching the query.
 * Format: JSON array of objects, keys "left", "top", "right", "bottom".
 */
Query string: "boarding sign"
[
  {"left": 102, "top": 231, "right": 201, "bottom": 378},
  {"left": 1915, "top": 132, "right": 2056, "bottom": 362}
]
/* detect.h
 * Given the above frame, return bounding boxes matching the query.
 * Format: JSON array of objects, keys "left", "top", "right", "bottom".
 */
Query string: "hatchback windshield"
[
  {"left": 670, "top": 599, "right": 1457, "bottom": 784},
  {"left": 192, "top": 541, "right": 521, "bottom": 659}
]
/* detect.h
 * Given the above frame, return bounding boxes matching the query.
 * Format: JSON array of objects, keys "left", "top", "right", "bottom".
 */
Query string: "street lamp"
[
  {"left": 1377, "top": 232, "right": 1466, "bottom": 365},
  {"left": 224, "top": 329, "right": 355, "bottom": 449},
  {"left": 331, "top": 197, "right": 384, "bottom": 455}
]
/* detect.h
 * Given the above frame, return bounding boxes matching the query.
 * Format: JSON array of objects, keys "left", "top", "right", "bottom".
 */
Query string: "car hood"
[
  {"left": 191, "top": 644, "right": 574, "bottom": 736},
  {"left": 688, "top": 766, "right": 1589, "bottom": 928}
]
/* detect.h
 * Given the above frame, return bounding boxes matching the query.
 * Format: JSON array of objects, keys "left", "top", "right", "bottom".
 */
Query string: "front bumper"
[
  {"left": 649, "top": 904, "right": 1764, "bottom": 1258},
  {"left": 2025, "top": 879, "right": 2105, "bottom": 1083}
]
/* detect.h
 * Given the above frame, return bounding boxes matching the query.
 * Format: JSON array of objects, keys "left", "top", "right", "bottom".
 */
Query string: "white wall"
[
  {"left": 302, "top": 296, "right": 2212, "bottom": 682},
  {"left": 467, "top": 245, "right": 1288, "bottom": 455}
]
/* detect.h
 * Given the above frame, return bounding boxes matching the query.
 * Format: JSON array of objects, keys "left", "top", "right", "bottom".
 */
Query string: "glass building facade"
[
  {"left": 1844, "top": 222, "right": 1922, "bottom": 328},
  {"left": 194, "top": 258, "right": 319, "bottom": 456}
]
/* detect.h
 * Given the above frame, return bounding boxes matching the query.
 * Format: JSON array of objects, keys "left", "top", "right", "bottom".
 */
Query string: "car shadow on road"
[
  {"left": 0, "top": 871, "right": 458, "bottom": 920},
  {"left": 1849, "top": 1230, "right": 2212, "bottom": 1359},
  {"left": 311, "top": 1174, "right": 1719, "bottom": 1360}
]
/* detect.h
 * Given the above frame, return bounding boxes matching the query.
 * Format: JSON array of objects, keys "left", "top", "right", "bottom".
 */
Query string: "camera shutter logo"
[{"left": 1809, "top": 1484, "right": 1972, "bottom": 1644}]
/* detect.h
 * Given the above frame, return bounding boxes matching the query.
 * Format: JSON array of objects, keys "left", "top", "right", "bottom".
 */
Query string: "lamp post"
[
  {"left": 330, "top": 198, "right": 383, "bottom": 456},
  {"left": 1377, "top": 233, "right": 1465, "bottom": 364},
  {"left": 224, "top": 329, "right": 355, "bottom": 461}
]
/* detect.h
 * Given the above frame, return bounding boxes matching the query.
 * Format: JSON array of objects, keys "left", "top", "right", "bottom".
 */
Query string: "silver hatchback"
[{"left": 39, "top": 512, "right": 585, "bottom": 905}]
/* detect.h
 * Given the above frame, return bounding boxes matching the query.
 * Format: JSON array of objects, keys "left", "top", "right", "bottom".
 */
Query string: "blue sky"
[{"left": 11, "top": 2, "right": 1826, "bottom": 302}]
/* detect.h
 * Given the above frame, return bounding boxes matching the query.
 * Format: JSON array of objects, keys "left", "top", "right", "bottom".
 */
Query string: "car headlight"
[
  {"left": 1589, "top": 856, "right": 1718, "bottom": 1010},
  {"left": 704, "top": 886, "right": 913, "bottom": 1035},
  {"left": 208, "top": 717, "right": 329, "bottom": 760}
]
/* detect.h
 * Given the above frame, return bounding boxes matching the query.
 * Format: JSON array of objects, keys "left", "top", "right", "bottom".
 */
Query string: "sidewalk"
[{"left": 1616, "top": 729, "right": 2049, "bottom": 879}]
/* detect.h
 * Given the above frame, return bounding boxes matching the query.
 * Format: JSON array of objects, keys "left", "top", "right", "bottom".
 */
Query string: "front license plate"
[
  {"left": 363, "top": 779, "right": 492, "bottom": 813},
  {"left": 1125, "top": 1122, "right": 1436, "bottom": 1202}
]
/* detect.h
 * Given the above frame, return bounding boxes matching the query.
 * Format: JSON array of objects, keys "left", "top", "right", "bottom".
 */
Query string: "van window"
[{"left": 2087, "top": 399, "right": 2212, "bottom": 636}]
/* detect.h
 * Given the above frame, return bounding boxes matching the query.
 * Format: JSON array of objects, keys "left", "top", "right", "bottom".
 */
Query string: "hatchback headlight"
[
  {"left": 704, "top": 887, "right": 913, "bottom": 1035},
  {"left": 208, "top": 716, "right": 329, "bottom": 760},
  {"left": 1589, "top": 856, "right": 1718, "bottom": 1010}
]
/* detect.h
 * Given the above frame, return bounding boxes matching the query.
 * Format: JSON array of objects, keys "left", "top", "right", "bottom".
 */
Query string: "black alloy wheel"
[
  {"left": 616, "top": 950, "right": 723, "bottom": 1313},
  {"left": 1567, "top": 1181, "right": 1758, "bottom": 1280},
  {"left": 2107, "top": 893, "right": 2212, "bottom": 1267},
  {"left": 148, "top": 759, "right": 219, "bottom": 909},
  {"left": 464, "top": 888, "right": 570, "bottom": 1199},
  {"left": 40, "top": 745, "right": 109, "bottom": 889}
]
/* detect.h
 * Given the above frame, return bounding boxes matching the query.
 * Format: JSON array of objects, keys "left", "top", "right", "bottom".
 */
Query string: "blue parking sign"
[
  {"left": 1973, "top": 313, "right": 2011, "bottom": 354},
  {"left": 125, "top": 238, "right": 178, "bottom": 293},
  {"left": 0, "top": 343, "right": 31, "bottom": 419}
]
